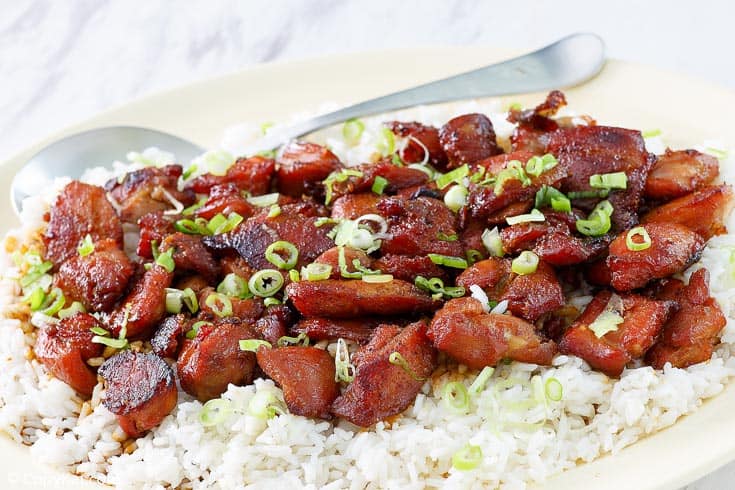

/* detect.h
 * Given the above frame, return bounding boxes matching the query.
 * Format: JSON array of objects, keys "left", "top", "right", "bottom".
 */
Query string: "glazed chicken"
[{"left": 31, "top": 90, "right": 731, "bottom": 437}]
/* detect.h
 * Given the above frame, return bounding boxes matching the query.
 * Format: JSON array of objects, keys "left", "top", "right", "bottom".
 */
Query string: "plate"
[{"left": 1, "top": 46, "right": 734, "bottom": 490}]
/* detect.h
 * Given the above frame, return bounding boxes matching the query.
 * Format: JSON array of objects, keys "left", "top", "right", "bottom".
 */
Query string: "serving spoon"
[{"left": 10, "top": 32, "right": 605, "bottom": 215}]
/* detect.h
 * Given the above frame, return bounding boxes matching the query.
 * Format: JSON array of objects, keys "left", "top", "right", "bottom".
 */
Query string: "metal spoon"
[{"left": 11, "top": 32, "right": 605, "bottom": 215}]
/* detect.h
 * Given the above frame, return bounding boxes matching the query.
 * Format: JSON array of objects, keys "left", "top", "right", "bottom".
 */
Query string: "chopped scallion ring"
[
  {"left": 165, "top": 289, "right": 184, "bottom": 314},
  {"left": 511, "top": 251, "right": 539, "bottom": 275},
  {"left": 300, "top": 263, "right": 332, "bottom": 281},
  {"left": 248, "top": 269, "right": 284, "bottom": 297},
  {"left": 451, "top": 444, "right": 483, "bottom": 471},
  {"left": 388, "top": 351, "right": 426, "bottom": 381},
  {"left": 267, "top": 204, "right": 281, "bottom": 218},
  {"left": 642, "top": 129, "right": 661, "bottom": 138},
  {"left": 575, "top": 200, "right": 613, "bottom": 237},
  {"left": 277, "top": 333, "right": 309, "bottom": 347},
  {"left": 376, "top": 127, "right": 396, "bottom": 156},
  {"left": 361, "top": 274, "right": 394, "bottom": 283},
  {"left": 217, "top": 273, "right": 250, "bottom": 299},
  {"left": 589, "top": 171, "right": 628, "bottom": 190},
  {"left": 186, "top": 320, "right": 212, "bottom": 339},
  {"left": 248, "top": 390, "right": 284, "bottom": 419},
  {"left": 77, "top": 234, "right": 95, "bottom": 257},
  {"left": 40, "top": 287, "right": 65, "bottom": 316},
  {"left": 239, "top": 339, "right": 272, "bottom": 352},
  {"left": 265, "top": 241, "right": 299, "bottom": 270},
  {"left": 481, "top": 227, "right": 504, "bottom": 257},
  {"left": 91, "top": 336, "right": 129, "bottom": 350},
  {"left": 534, "top": 185, "right": 571, "bottom": 213},
  {"left": 199, "top": 398, "right": 233, "bottom": 427},
  {"left": 337, "top": 246, "right": 362, "bottom": 279},
  {"left": 90, "top": 326, "right": 109, "bottom": 336},
  {"left": 343, "top": 118, "right": 365, "bottom": 146},
  {"left": 466, "top": 249, "right": 483, "bottom": 265},
  {"left": 506, "top": 208, "right": 546, "bottom": 225},
  {"left": 468, "top": 367, "right": 495, "bottom": 396},
  {"left": 415, "top": 275, "right": 465, "bottom": 299},
  {"left": 436, "top": 164, "right": 469, "bottom": 189},
  {"left": 567, "top": 189, "right": 610, "bottom": 200},
  {"left": 57, "top": 301, "right": 86, "bottom": 319},
  {"left": 182, "top": 163, "right": 198, "bottom": 180},
  {"left": 428, "top": 253, "right": 468, "bottom": 269},
  {"left": 20, "top": 260, "right": 53, "bottom": 288},
  {"left": 155, "top": 248, "right": 176, "bottom": 273},
  {"left": 444, "top": 184, "right": 468, "bottom": 212},
  {"left": 442, "top": 381, "right": 470, "bottom": 414},
  {"left": 263, "top": 297, "right": 281, "bottom": 307},
  {"left": 545, "top": 377, "right": 563, "bottom": 401},
  {"left": 437, "top": 232, "right": 459, "bottom": 242},
  {"left": 205, "top": 293, "right": 233, "bottom": 318},
  {"left": 182, "top": 197, "right": 206, "bottom": 216},
  {"left": 27, "top": 288, "right": 46, "bottom": 311},
  {"left": 207, "top": 212, "right": 243, "bottom": 235},
  {"left": 174, "top": 218, "right": 211, "bottom": 235},
  {"left": 247, "top": 193, "right": 280, "bottom": 207},
  {"left": 289, "top": 269, "right": 301, "bottom": 282},
  {"left": 626, "top": 226, "right": 652, "bottom": 251},
  {"left": 407, "top": 163, "right": 435, "bottom": 179},
  {"left": 334, "top": 338, "right": 355, "bottom": 383},
  {"left": 589, "top": 310, "right": 624, "bottom": 338},
  {"left": 182, "top": 288, "right": 199, "bottom": 313},
  {"left": 371, "top": 176, "right": 388, "bottom": 195}
]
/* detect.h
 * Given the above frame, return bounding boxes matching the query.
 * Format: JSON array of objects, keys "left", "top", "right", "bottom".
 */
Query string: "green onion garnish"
[
  {"left": 265, "top": 241, "right": 299, "bottom": 270},
  {"left": 40, "top": 287, "right": 65, "bottom": 316},
  {"left": 216, "top": 273, "right": 251, "bottom": 299},
  {"left": 27, "top": 288, "right": 46, "bottom": 311},
  {"left": 343, "top": 118, "right": 365, "bottom": 146},
  {"left": 567, "top": 189, "right": 610, "bottom": 200},
  {"left": 267, "top": 204, "right": 281, "bottom": 218},
  {"left": 90, "top": 326, "right": 109, "bottom": 336},
  {"left": 376, "top": 127, "right": 395, "bottom": 156},
  {"left": 589, "top": 310, "right": 624, "bottom": 338},
  {"left": 276, "top": 332, "right": 309, "bottom": 347},
  {"left": 388, "top": 351, "right": 426, "bottom": 381},
  {"left": 165, "top": 289, "right": 183, "bottom": 314},
  {"left": 20, "top": 260, "right": 53, "bottom": 288},
  {"left": 481, "top": 227, "right": 504, "bottom": 257},
  {"left": 506, "top": 208, "right": 546, "bottom": 226},
  {"left": 174, "top": 218, "right": 211, "bottom": 235},
  {"left": 186, "top": 320, "right": 212, "bottom": 340},
  {"left": 334, "top": 338, "right": 355, "bottom": 383},
  {"left": 371, "top": 176, "right": 388, "bottom": 195},
  {"left": 415, "top": 275, "right": 465, "bottom": 299},
  {"left": 205, "top": 293, "right": 233, "bottom": 318},
  {"left": 408, "top": 163, "right": 435, "bottom": 179},
  {"left": 545, "top": 377, "right": 563, "bottom": 401},
  {"left": 642, "top": 129, "right": 661, "bottom": 138},
  {"left": 248, "top": 269, "right": 284, "bottom": 297},
  {"left": 248, "top": 390, "right": 284, "bottom": 419},
  {"left": 337, "top": 246, "right": 362, "bottom": 279},
  {"left": 247, "top": 193, "right": 279, "bottom": 207},
  {"left": 361, "top": 274, "right": 393, "bottom": 283},
  {"left": 300, "top": 263, "right": 332, "bottom": 281},
  {"left": 575, "top": 200, "right": 613, "bottom": 237},
  {"left": 77, "top": 234, "right": 95, "bottom": 257},
  {"left": 58, "top": 301, "right": 86, "bottom": 319},
  {"left": 239, "top": 338, "right": 272, "bottom": 352},
  {"left": 182, "top": 197, "right": 206, "bottom": 216},
  {"left": 444, "top": 184, "right": 468, "bottom": 212},
  {"left": 535, "top": 185, "right": 571, "bottom": 213},
  {"left": 263, "top": 297, "right": 281, "bottom": 307},
  {"left": 323, "top": 169, "right": 364, "bottom": 205},
  {"left": 511, "top": 251, "right": 539, "bottom": 275},
  {"left": 468, "top": 367, "right": 495, "bottom": 396},
  {"left": 155, "top": 248, "right": 176, "bottom": 273},
  {"left": 428, "top": 253, "right": 468, "bottom": 269},
  {"left": 705, "top": 147, "right": 728, "bottom": 160},
  {"left": 199, "top": 398, "right": 233, "bottom": 427},
  {"left": 589, "top": 171, "right": 628, "bottom": 190},
  {"left": 288, "top": 269, "right": 300, "bottom": 282},
  {"left": 206, "top": 212, "right": 243, "bottom": 235},
  {"left": 91, "top": 336, "right": 129, "bottom": 349},
  {"left": 182, "top": 163, "right": 198, "bottom": 180},
  {"left": 437, "top": 233, "right": 459, "bottom": 242},
  {"left": 626, "top": 226, "right": 652, "bottom": 251},
  {"left": 436, "top": 164, "right": 469, "bottom": 189},
  {"left": 442, "top": 381, "right": 470, "bottom": 414},
  {"left": 451, "top": 444, "right": 483, "bottom": 471}
]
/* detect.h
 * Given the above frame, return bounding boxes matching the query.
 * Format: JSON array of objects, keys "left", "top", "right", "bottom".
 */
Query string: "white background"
[{"left": 1, "top": 1, "right": 734, "bottom": 488}]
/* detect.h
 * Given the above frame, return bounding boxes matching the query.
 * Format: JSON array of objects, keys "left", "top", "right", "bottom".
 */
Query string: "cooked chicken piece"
[
  {"left": 160, "top": 232, "right": 221, "bottom": 282},
  {"left": 291, "top": 317, "right": 380, "bottom": 344},
  {"left": 385, "top": 121, "right": 448, "bottom": 169},
  {"left": 137, "top": 211, "right": 177, "bottom": 259},
  {"left": 109, "top": 265, "right": 173, "bottom": 339},
  {"left": 373, "top": 254, "right": 449, "bottom": 283},
  {"left": 644, "top": 149, "right": 719, "bottom": 200},
  {"left": 150, "top": 314, "right": 191, "bottom": 359},
  {"left": 277, "top": 141, "right": 342, "bottom": 197},
  {"left": 501, "top": 261, "right": 565, "bottom": 322},
  {"left": 195, "top": 183, "right": 256, "bottom": 220},
  {"left": 439, "top": 113, "right": 501, "bottom": 168},
  {"left": 330, "top": 193, "right": 382, "bottom": 220},
  {"left": 313, "top": 246, "right": 373, "bottom": 279},
  {"left": 254, "top": 304, "right": 295, "bottom": 344},
  {"left": 329, "top": 160, "right": 430, "bottom": 202},
  {"left": 188, "top": 155, "right": 275, "bottom": 195}
]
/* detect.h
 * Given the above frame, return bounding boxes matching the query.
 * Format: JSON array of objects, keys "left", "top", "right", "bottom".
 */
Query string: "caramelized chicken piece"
[
  {"left": 195, "top": 183, "right": 256, "bottom": 220},
  {"left": 644, "top": 149, "right": 719, "bottom": 200},
  {"left": 203, "top": 203, "right": 334, "bottom": 271},
  {"left": 137, "top": 211, "right": 177, "bottom": 259},
  {"left": 34, "top": 313, "right": 105, "bottom": 397},
  {"left": 500, "top": 221, "right": 608, "bottom": 267},
  {"left": 642, "top": 185, "right": 733, "bottom": 240},
  {"left": 501, "top": 261, "right": 565, "bottom": 322},
  {"left": 373, "top": 254, "right": 449, "bottom": 283},
  {"left": 548, "top": 126, "right": 654, "bottom": 231},
  {"left": 292, "top": 317, "right": 379, "bottom": 344},
  {"left": 427, "top": 298, "right": 556, "bottom": 368},
  {"left": 559, "top": 290, "right": 675, "bottom": 376},
  {"left": 508, "top": 90, "right": 567, "bottom": 154},
  {"left": 188, "top": 155, "right": 275, "bottom": 195},
  {"left": 486, "top": 200, "right": 535, "bottom": 226},
  {"left": 54, "top": 239, "right": 135, "bottom": 312},
  {"left": 177, "top": 318, "right": 257, "bottom": 401},
  {"left": 173, "top": 274, "right": 211, "bottom": 296},
  {"left": 277, "top": 141, "right": 342, "bottom": 197},
  {"left": 313, "top": 246, "right": 373, "bottom": 279},
  {"left": 607, "top": 223, "right": 704, "bottom": 291},
  {"left": 99, "top": 351, "right": 177, "bottom": 437},
  {"left": 286, "top": 279, "right": 440, "bottom": 318},
  {"left": 330, "top": 193, "right": 382, "bottom": 220},
  {"left": 646, "top": 269, "right": 726, "bottom": 369},
  {"left": 151, "top": 314, "right": 191, "bottom": 359},
  {"left": 385, "top": 121, "right": 448, "bottom": 169},
  {"left": 254, "top": 304, "right": 295, "bottom": 344},
  {"left": 197, "top": 287, "right": 264, "bottom": 322},
  {"left": 109, "top": 265, "right": 173, "bottom": 338},
  {"left": 257, "top": 346, "right": 338, "bottom": 419},
  {"left": 43, "top": 181, "right": 124, "bottom": 267},
  {"left": 456, "top": 257, "right": 510, "bottom": 291},
  {"left": 378, "top": 196, "right": 463, "bottom": 257},
  {"left": 330, "top": 160, "right": 430, "bottom": 201},
  {"left": 106, "top": 165, "right": 195, "bottom": 223},
  {"left": 332, "top": 321, "right": 436, "bottom": 426},
  {"left": 219, "top": 255, "right": 257, "bottom": 280},
  {"left": 160, "top": 232, "right": 221, "bottom": 282},
  {"left": 439, "top": 113, "right": 501, "bottom": 168}
]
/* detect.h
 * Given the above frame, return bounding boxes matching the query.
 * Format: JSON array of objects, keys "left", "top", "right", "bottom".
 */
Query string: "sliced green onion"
[
  {"left": 217, "top": 273, "right": 251, "bottom": 299},
  {"left": 277, "top": 333, "right": 309, "bottom": 347},
  {"left": 248, "top": 390, "right": 284, "bottom": 419},
  {"left": 352, "top": 259, "right": 381, "bottom": 276},
  {"left": 239, "top": 339, "right": 272, "bottom": 352},
  {"left": 436, "top": 164, "right": 469, "bottom": 189},
  {"left": 186, "top": 320, "right": 212, "bottom": 339},
  {"left": 590, "top": 171, "right": 628, "bottom": 190},
  {"left": 174, "top": 218, "right": 211, "bottom": 235},
  {"left": 165, "top": 289, "right": 183, "bottom": 314},
  {"left": 90, "top": 325, "right": 109, "bottom": 336},
  {"left": 323, "top": 169, "right": 364, "bottom": 205},
  {"left": 511, "top": 251, "right": 539, "bottom": 275},
  {"left": 705, "top": 147, "right": 728, "bottom": 160},
  {"left": 391, "top": 153, "right": 404, "bottom": 166},
  {"left": 642, "top": 129, "right": 661, "bottom": 138},
  {"left": 199, "top": 398, "right": 232, "bottom": 427},
  {"left": 183, "top": 288, "right": 199, "bottom": 313},
  {"left": 343, "top": 118, "right": 365, "bottom": 146},
  {"left": 207, "top": 212, "right": 243, "bottom": 234},
  {"left": 371, "top": 176, "right": 388, "bottom": 195},
  {"left": 567, "top": 189, "right": 610, "bottom": 200},
  {"left": 507, "top": 160, "right": 532, "bottom": 186},
  {"left": 205, "top": 293, "right": 233, "bottom": 318},
  {"left": 444, "top": 185, "right": 468, "bottom": 212},
  {"left": 437, "top": 233, "right": 458, "bottom": 242},
  {"left": 506, "top": 208, "right": 545, "bottom": 226},
  {"left": 589, "top": 310, "right": 624, "bottom": 338},
  {"left": 58, "top": 301, "right": 86, "bottom": 319},
  {"left": 442, "top": 381, "right": 470, "bottom": 414},
  {"left": 452, "top": 444, "right": 483, "bottom": 471},
  {"left": 535, "top": 185, "right": 571, "bottom": 213},
  {"left": 300, "top": 263, "right": 332, "bottom": 281},
  {"left": 20, "top": 260, "right": 53, "bottom": 288},
  {"left": 182, "top": 197, "right": 206, "bottom": 216},
  {"left": 361, "top": 274, "right": 394, "bottom": 283},
  {"left": 428, "top": 253, "right": 468, "bottom": 269},
  {"left": 267, "top": 204, "right": 281, "bottom": 218},
  {"left": 415, "top": 275, "right": 465, "bottom": 299},
  {"left": 77, "top": 234, "right": 95, "bottom": 257},
  {"left": 388, "top": 351, "right": 426, "bottom": 381},
  {"left": 376, "top": 127, "right": 396, "bottom": 156},
  {"left": 41, "top": 287, "right": 65, "bottom": 316},
  {"left": 265, "top": 241, "right": 299, "bottom": 270},
  {"left": 408, "top": 163, "right": 435, "bottom": 179},
  {"left": 524, "top": 156, "right": 545, "bottom": 177},
  {"left": 481, "top": 227, "right": 504, "bottom": 257},
  {"left": 494, "top": 161, "right": 532, "bottom": 195},
  {"left": 314, "top": 217, "right": 338, "bottom": 227},
  {"left": 468, "top": 367, "right": 495, "bottom": 396},
  {"left": 334, "top": 338, "right": 355, "bottom": 383},
  {"left": 626, "top": 226, "right": 652, "bottom": 251},
  {"left": 155, "top": 248, "right": 176, "bottom": 273},
  {"left": 337, "top": 246, "right": 361, "bottom": 279},
  {"left": 248, "top": 269, "right": 284, "bottom": 297},
  {"left": 260, "top": 121, "right": 274, "bottom": 135},
  {"left": 91, "top": 336, "right": 128, "bottom": 349},
  {"left": 289, "top": 269, "right": 301, "bottom": 282},
  {"left": 182, "top": 163, "right": 198, "bottom": 180},
  {"left": 545, "top": 377, "right": 563, "bottom": 401},
  {"left": 27, "top": 288, "right": 46, "bottom": 311},
  {"left": 263, "top": 297, "right": 281, "bottom": 307},
  {"left": 576, "top": 200, "right": 613, "bottom": 237},
  {"left": 466, "top": 249, "right": 483, "bottom": 265},
  {"left": 247, "top": 193, "right": 279, "bottom": 207}
]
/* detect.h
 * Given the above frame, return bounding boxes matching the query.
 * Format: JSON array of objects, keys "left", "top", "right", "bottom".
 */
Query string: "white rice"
[{"left": 1, "top": 100, "right": 734, "bottom": 489}]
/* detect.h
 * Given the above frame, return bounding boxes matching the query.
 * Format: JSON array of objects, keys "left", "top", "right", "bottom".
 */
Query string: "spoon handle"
[{"left": 252, "top": 33, "right": 604, "bottom": 152}]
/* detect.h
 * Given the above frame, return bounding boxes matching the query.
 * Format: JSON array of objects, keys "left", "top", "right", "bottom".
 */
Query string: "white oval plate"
[{"left": 1, "top": 46, "right": 734, "bottom": 489}]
